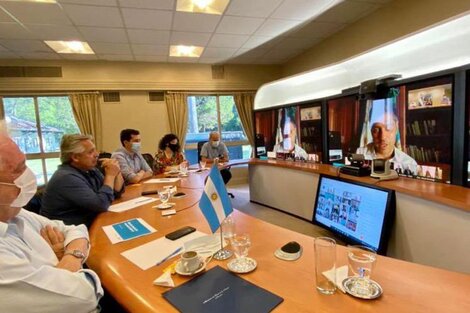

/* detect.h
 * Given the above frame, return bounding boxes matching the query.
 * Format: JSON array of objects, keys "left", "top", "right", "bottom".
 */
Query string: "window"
[
  {"left": 1, "top": 96, "right": 80, "bottom": 185},
  {"left": 185, "top": 95, "right": 252, "bottom": 164}
]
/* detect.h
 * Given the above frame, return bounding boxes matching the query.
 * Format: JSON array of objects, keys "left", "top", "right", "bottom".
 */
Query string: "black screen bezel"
[{"left": 312, "top": 174, "right": 395, "bottom": 255}]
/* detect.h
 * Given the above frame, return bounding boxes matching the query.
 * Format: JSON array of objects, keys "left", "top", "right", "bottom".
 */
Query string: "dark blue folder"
[{"left": 162, "top": 266, "right": 283, "bottom": 313}]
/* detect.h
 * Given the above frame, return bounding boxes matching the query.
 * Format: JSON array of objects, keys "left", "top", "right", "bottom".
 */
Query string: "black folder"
[{"left": 162, "top": 266, "right": 283, "bottom": 313}]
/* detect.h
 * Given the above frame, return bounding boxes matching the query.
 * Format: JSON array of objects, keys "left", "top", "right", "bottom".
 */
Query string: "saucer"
[
  {"left": 175, "top": 259, "right": 206, "bottom": 276},
  {"left": 227, "top": 257, "right": 257, "bottom": 274},
  {"left": 153, "top": 203, "right": 173, "bottom": 210},
  {"left": 342, "top": 277, "right": 383, "bottom": 300}
]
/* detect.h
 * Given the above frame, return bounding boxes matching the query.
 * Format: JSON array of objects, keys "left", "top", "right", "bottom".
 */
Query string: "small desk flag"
[{"left": 199, "top": 164, "right": 233, "bottom": 233}]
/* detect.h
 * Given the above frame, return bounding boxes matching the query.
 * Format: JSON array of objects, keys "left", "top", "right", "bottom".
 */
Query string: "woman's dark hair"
[{"left": 159, "top": 133, "right": 180, "bottom": 152}]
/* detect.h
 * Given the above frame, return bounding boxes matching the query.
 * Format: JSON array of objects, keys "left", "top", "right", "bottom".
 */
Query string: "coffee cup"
[{"left": 181, "top": 251, "right": 201, "bottom": 273}]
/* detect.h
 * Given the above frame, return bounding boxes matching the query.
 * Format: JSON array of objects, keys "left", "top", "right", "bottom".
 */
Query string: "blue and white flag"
[{"left": 199, "top": 164, "right": 233, "bottom": 233}]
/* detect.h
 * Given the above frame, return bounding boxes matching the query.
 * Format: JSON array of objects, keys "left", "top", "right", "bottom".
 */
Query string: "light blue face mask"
[
  {"left": 131, "top": 142, "right": 141, "bottom": 152},
  {"left": 211, "top": 141, "right": 220, "bottom": 147}
]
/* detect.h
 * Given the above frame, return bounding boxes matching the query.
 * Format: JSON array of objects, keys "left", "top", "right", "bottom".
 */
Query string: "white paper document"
[
  {"left": 102, "top": 218, "right": 156, "bottom": 244},
  {"left": 108, "top": 196, "right": 157, "bottom": 212},
  {"left": 121, "top": 231, "right": 207, "bottom": 270},
  {"left": 323, "top": 265, "right": 348, "bottom": 293},
  {"left": 144, "top": 178, "right": 181, "bottom": 184}
]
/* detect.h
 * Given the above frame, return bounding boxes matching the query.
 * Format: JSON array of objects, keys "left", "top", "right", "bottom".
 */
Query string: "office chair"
[
  {"left": 142, "top": 153, "right": 155, "bottom": 169},
  {"left": 24, "top": 188, "right": 44, "bottom": 215},
  {"left": 197, "top": 141, "right": 234, "bottom": 199}
]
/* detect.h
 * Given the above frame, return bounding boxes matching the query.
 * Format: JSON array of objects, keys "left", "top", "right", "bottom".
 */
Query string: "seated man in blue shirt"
[
  {"left": 41, "top": 134, "right": 124, "bottom": 228},
  {"left": 0, "top": 131, "right": 103, "bottom": 313},
  {"left": 200, "top": 131, "right": 232, "bottom": 184},
  {"left": 112, "top": 129, "right": 153, "bottom": 184}
]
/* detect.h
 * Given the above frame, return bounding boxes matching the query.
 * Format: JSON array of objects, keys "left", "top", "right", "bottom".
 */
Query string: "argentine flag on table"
[{"left": 199, "top": 164, "right": 233, "bottom": 233}]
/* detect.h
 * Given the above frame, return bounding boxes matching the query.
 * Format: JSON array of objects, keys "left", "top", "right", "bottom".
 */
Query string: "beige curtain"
[
  {"left": 69, "top": 93, "right": 103, "bottom": 151},
  {"left": 165, "top": 93, "right": 188, "bottom": 147},
  {"left": 234, "top": 92, "right": 256, "bottom": 149}
]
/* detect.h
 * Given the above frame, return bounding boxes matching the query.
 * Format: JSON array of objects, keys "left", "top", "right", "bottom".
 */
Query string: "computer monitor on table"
[{"left": 312, "top": 175, "right": 395, "bottom": 254}]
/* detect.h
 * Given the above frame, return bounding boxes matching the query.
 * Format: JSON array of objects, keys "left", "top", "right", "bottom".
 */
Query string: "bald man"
[{"left": 0, "top": 131, "right": 103, "bottom": 312}]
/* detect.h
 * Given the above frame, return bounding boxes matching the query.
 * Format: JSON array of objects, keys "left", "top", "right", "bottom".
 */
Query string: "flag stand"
[{"left": 213, "top": 227, "right": 233, "bottom": 260}]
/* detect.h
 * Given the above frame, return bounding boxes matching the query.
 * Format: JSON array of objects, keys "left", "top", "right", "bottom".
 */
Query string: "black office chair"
[
  {"left": 142, "top": 153, "right": 155, "bottom": 169},
  {"left": 197, "top": 141, "right": 234, "bottom": 198},
  {"left": 98, "top": 152, "right": 112, "bottom": 159},
  {"left": 24, "top": 188, "right": 44, "bottom": 215}
]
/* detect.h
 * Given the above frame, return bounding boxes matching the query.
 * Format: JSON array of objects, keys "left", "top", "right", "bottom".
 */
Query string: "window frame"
[
  {"left": 185, "top": 93, "right": 250, "bottom": 152},
  {"left": 0, "top": 94, "right": 75, "bottom": 184}
]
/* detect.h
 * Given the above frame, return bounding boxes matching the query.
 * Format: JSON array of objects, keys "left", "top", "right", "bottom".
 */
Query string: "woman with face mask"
[{"left": 153, "top": 133, "right": 187, "bottom": 174}]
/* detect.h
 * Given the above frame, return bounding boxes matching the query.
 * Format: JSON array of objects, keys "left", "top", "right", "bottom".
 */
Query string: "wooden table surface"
[{"left": 88, "top": 170, "right": 470, "bottom": 313}]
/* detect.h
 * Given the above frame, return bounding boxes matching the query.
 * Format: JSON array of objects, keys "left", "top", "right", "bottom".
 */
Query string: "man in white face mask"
[
  {"left": 112, "top": 128, "right": 153, "bottom": 184},
  {"left": 0, "top": 132, "right": 103, "bottom": 312},
  {"left": 200, "top": 131, "right": 232, "bottom": 185}
]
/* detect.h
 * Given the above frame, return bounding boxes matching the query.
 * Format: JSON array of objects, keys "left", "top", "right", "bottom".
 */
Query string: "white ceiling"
[{"left": 0, "top": 0, "right": 391, "bottom": 64}]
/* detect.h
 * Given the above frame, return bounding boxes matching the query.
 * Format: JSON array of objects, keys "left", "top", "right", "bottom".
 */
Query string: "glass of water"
[
  {"left": 199, "top": 160, "right": 206, "bottom": 169},
  {"left": 159, "top": 188, "right": 170, "bottom": 206},
  {"left": 221, "top": 214, "right": 235, "bottom": 241},
  {"left": 347, "top": 245, "right": 377, "bottom": 296},
  {"left": 230, "top": 233, "right": 251, "bottom": 268},
  {"left": 179, "top": 162, "right": 188, "bottom": 175}
]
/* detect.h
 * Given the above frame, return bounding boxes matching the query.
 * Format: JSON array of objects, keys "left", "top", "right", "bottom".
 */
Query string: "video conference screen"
[{"left": 313, "top": 175, "right": 394, "bottom": 253}]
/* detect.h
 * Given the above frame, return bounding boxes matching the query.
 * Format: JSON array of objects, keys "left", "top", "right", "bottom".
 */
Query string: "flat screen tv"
[{"left": 312, "top": 175, "right": 395, "bottom": 254}]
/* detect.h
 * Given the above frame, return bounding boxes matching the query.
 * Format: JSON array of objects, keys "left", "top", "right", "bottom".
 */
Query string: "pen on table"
[{"left": 156, "top": 247, "right": 182, "bottom": 266}]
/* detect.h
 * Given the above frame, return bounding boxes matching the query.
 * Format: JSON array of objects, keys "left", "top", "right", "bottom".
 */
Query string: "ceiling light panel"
[
  {"left": 169, "top": 45, "right": 204, "bottom": 57},
  {"left": 176, "top": 0, "right": 230, "bottom": 15},
  {"left": 44, "top": 40, "right": 94, "bottom": 54}
]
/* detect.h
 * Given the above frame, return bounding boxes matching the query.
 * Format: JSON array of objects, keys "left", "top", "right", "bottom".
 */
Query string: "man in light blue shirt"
[
  {"left": 112, "top": 129, "right": 153, "bottom": 184},
  {"left": 200, "top": 131, "right": 232, "bottom": 184},
  {"left": 0, "top": 132, "right": 103, "bottom": 313}
]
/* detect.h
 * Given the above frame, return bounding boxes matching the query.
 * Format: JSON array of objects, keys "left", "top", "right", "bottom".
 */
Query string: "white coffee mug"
[{"left": 181, "top": 251, "right": 201, "bottom": 272}]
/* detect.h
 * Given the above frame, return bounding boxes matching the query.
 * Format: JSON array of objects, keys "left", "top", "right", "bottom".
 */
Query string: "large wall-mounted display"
[
  {"left": 255, "top": 104, "right": 323, "bottom": 161},
  {"left": 327, "top": 77, "right": 453, "bottom": 183}
]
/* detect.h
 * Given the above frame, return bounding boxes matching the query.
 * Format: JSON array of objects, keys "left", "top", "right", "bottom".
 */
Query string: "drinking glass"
[
  {"left": 213, "top": 216, "right": 235, "bottom": 260},
  {"left": 199, "top": 160, "right": 206, "bottom": 169},
  {"left": 179, "top": 162, "right": 188, "bottom": 175},
  {"left": 221, "top": 214, "right": 235, "bottom": 241},
  {"left": 159, "top": 189, "right": 170, "bottom": 206},
  {"left": 314, "top": 237, "right": 336, "bottom": 295},
  {"left": 229, "top": 233, "right": 252, "bottom": 271},
  {"left": 347, "top": 245, "right": 377, "bottom": 296}
]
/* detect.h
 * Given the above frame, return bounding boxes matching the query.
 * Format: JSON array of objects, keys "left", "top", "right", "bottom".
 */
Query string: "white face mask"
[
  {"left": 211, "top": 141, "right": 220, "bottom": 147},
  {"left": 131, "top": 142, "right": 141, "bottom": 152},
  {"left": 0, "top": 167, "right": 37, "bottom": 208}
]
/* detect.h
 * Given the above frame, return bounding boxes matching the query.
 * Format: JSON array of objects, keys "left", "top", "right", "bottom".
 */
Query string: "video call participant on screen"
[
  {"left": 356, "top": 111, "right": 418, "bottom": 173},
  {"left": 200, "top": 131, "right": 232, "bottom": 184},
  {"left": 153, "top": 133, "right": 186, "bottom": 174},
  {"left": 112, "top": 129, "right": 153, "bottom": 184},
  {"left": 273, "top": 119, "right": 308, "bottom": 159},
  {"left": 41, "top": 134, "right": 124, "bottom": 228},
  {"left": 0, "top": 132, "right": 103, "bottom": 313}
]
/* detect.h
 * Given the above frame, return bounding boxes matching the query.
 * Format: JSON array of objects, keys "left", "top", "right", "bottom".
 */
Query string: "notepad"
[
  {"left": 163, "top": 266, "right": 283, "bottom": 313},
  {"left": 108, "top": 196, "right": 157, "bottom": 212},
  {"left": 102, "top": 218, "right": 156, "bottom": 244},
  {"left": 144, "top": 178, "right": 181, "bottom": 184}
]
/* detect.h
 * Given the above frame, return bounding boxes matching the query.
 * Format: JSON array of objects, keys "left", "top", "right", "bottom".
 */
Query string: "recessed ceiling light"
[
  {"left": 44, "top": 41, "right": 94, "bottom": 54},
  {"left": 169, "top": 45, "right": 204, "bottom": 58},
  {"left": 176, "top": 0, "right": 230, "bottom": 15}
]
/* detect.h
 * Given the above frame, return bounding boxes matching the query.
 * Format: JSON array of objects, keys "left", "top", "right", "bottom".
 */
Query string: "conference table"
[{"left": 87, "top": 168, "right": 470, "bottom": 313}]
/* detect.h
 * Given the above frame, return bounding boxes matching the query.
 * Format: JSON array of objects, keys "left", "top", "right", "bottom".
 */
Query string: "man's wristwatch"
[{"left": 64, "top": 249, "right": 86, "bottom": 263}]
